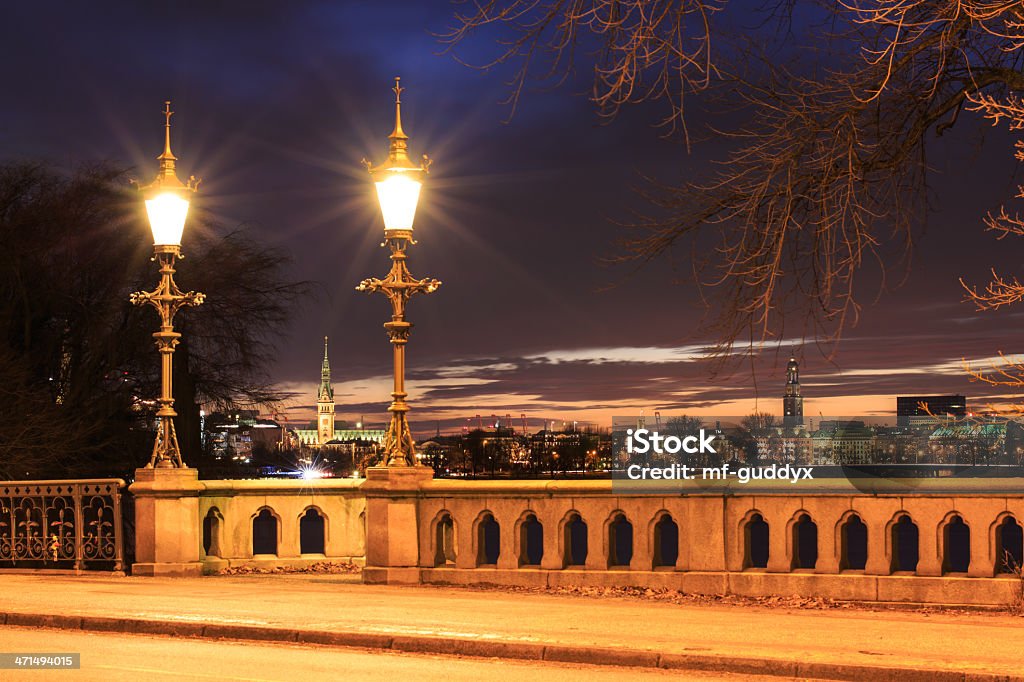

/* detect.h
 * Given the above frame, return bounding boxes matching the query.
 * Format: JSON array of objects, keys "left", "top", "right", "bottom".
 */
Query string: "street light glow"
[
  {"left": 145, "top": 192, "right": 190, "bottom": 247},
  {"left": 300, "top": 466, "right": 324, "bottom": 480},
  {"left": 375, "top": 173, "right": 422, "bottom": 232}
]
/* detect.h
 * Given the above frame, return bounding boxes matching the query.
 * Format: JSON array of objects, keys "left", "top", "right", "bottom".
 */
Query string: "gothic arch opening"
[
  {"left": 840, "top": 514, "right": 867, "bottom": 571},
  {"left": 252, "top": 508, "right": 278, "bottom": 556},
  {"left": 434, "top": 513, "right": 456, "bottom": 567},
  {"left": 792, "top": 513, "right": 818, "bottom": 570},
  {"left": 202, "top": 508, "right": 223, "bottom": 558},
  {"left": 891, "top": 514, "right": 919, "bottom": 573},
  {"left": 943, "top": 515, "right": 970, "bottom": 574},
  {"left": 745, "top": 513, "right": 769, "bottom": 569},
  {"left": 476, "top": 513, "right": 500, "bottom": 566},
  {"left": 563, "top": 513, "right": 588, "bottom": 567},
  {"left": 997, "top": 516, "right": 1024, "bottom": 573},
  {"left": 653, "top": 514, "right": 679, "bottom": 568},
  {"left": 519, "top": 513, "right": 544, "bottom": 566},
  {"left": 299, "top": 508, "right": 326, "bottom": 555},
  {"left": 607, "top": 512, "right": 633, "bottom": 568}
]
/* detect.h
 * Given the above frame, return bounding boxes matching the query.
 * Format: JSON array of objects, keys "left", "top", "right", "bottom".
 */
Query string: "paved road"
[
  {"left": 0, "top": 574, "right": 1022, "bottom": 677},
  {"left": 0, "top": 627, "right": 773, "bottom": 681}
]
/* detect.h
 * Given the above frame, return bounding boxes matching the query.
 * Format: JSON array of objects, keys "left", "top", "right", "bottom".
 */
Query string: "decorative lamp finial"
[
  {"left": 390, "top": 77, "right": 406, "bottom": 143},
  {"left": 142, "top": 99, "right": 198, "bottom": 194},
  {"left": 159, "top": 101, "right": 176, "bottom": 164},
  {"left": 153, "top": 101, "right": 179, "bottom": 184},
  {"left": 365, "top": 77, "right": 429, "bottom": 179},
  {"left": 384, "top": 76, "right": 412, "bottom": 165}
]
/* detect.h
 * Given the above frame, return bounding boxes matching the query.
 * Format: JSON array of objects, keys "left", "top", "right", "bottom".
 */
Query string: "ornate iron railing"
[{"left": 0, "top": 480, "right": 125, "bottom": 571}]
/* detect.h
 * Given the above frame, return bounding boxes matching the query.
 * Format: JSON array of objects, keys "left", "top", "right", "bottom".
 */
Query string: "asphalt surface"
[
  {"left": 0, "top": 627, "right": 777, "bottom": 681},
  {"left": 0, "top": 573, "right": 1022, "bottom": 679}
]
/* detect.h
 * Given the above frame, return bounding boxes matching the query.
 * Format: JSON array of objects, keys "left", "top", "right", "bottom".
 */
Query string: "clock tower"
[
  {"left": 317, "top": 336, "right": 335, "bottom": 445},
  {"left": 783, "top": 356, "right": 804, "bottom": 429}
]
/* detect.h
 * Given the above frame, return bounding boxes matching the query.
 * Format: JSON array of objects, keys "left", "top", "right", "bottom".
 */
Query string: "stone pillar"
[
  {"left": 865, "top": 519, "right": 891, "bottom": 575},
  {"left": 586, "top": 516, "right": 606, "bottom": 570},
  {"left": 497, "top": 514, "right": 518, "bottom": 570},
  {"left": 630, "top": 517, "right": 653, "bottom": 571},
  {"left": 968, "top": 519, "right": 995, "bottom": 578},
  {"left": 817, "top": 519, "right": 840, "bottom": 573},
  {"left": 454, "top": 513, "right": 478, "bottom": 570},
  {"left": 767, "top": 514, "right": 790, "bottom": 573},
  {"left": 916, "top": 530, "right": 942, "bottom": 577},
  {"left": 539, "top": 511, "right": 563, "bottom": 570},
  {"left": 361, "top": 466, "right": 433, "bottom": 584},
  {"left": 130, "top": 467, "right": 203, "bottom": 577}
]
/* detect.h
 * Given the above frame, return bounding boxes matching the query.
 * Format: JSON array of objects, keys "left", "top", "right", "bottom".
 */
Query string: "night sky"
[{"left": 4, "top": 2, "right": 1024, "bottom": 431}]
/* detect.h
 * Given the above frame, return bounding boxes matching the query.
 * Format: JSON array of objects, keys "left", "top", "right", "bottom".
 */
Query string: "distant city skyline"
[{"left": 271, "top": 340, "right": 1007, "bottom": 435}]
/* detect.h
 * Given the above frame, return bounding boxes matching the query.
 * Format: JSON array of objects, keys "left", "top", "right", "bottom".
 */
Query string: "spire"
[
  {"left": 363, "top": 77, "right": 430, "bottom": 180},
  {"left": 159, "top": 101, "right": 177, "bottom": 163},
  {"left": 321, "top": 336, "right": 330, "bottom": 381},
  {"left": 386, "top": 76, "right": 410, "bottom": 163},
  {"left": 155, "top": 101, "right": 179, "bottom": 182},
  {"left": 143, "top": 100, "right": 192, "bottom": 193},
  {"left": 319, "top": 336, "right": 333, "bottom": 402},
  {"left": 389, "top": 77, "right": 407, "bottom": 142}
]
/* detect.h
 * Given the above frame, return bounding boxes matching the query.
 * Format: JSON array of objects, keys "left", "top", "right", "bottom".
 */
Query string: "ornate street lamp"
[
  {"left": 357, "top": 78, "right": 440, "bottom": 467},
  {"left": 130, "top": 101, "right": 205, "bottom": 468}
]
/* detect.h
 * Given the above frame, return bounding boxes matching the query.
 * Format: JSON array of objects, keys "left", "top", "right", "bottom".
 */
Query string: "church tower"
[
  {"left": 317, "top": 336, "right": 335, "bottom": 445},
  {"left": 783, "top": 356, "right": 804, "bottom": 428}
]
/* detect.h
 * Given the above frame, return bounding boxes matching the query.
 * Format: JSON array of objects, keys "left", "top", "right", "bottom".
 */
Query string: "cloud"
[
  {"left": 270, "top": 336, "right": 1024, "bottom": 433},
  {"left": 524, "top": 345, "right": 710, "bottom": 365}
]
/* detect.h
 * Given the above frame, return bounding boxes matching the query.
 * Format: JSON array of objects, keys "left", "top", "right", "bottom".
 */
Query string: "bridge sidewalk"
[{"left": 0, "top": 573, "right": 1022, "bottom": 680}]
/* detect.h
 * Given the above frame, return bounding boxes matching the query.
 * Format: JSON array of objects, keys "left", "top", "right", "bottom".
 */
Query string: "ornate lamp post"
[
  {"left": 130, "top": 101, "right": 204, "bottom": 468},
  {"left": 357, "top": 78, "right": 439, "bottom": 467}
]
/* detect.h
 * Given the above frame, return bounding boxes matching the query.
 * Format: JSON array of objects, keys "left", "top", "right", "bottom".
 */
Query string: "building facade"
[
  {"left": 896, "top": 395, "right": 967, "bottom": 426},
  {"left": 294, "top": 337, "right": 385, "bottom": 449}
]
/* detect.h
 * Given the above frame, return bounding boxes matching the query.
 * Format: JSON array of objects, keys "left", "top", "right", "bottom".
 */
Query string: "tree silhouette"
[
  {"left": 445, "top": 1, "right": 1024, "bottom": 358},
  {"left": 0, "top": 162, "right": 307, "bottom": 478}
]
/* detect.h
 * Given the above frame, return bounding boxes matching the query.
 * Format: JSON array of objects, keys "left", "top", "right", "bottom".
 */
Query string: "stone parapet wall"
[
  {"left": 132, "top": 468, "right": 1024, "bottom": 605},
  {"left": 394, "top": 477, "right": 1024, "bottom": 605},
  {"left": 196, "top": 478, "right": 366, "bottom": 572}
]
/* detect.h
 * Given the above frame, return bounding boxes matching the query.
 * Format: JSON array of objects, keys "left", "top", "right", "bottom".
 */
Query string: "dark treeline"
[{"left": 0, "top": 162, "right": 306, "bottom": 480}]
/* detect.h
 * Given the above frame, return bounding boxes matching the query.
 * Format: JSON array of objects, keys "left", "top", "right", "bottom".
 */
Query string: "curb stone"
[{"left": 1, "top": 611, "right": 1020, "bottom": 682}]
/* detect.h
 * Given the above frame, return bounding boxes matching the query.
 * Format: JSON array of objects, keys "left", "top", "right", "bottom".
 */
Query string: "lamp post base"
[
  {"left": 383, "top": 408, "right": 418, "bottom": 467},
  {"left": 150, "top": 413, "right": 185, "bottom": 469},
  {"left": 129, "top": 467, "right": 202, "bottom": 577},
  {"left": 362, "top": 465, "right": 434, "bottom": 583}
]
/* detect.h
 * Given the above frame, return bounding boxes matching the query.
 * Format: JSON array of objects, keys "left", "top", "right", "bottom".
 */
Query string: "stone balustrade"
[
  {"left": 372, "top": 475, "right": 1024, "bottom": 606},
  {"left": 132, "top": 468, "right": 1024, "bottom": 605},
  {"left": 196, "top": 478, "right": 365, "bottom": 572}
]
